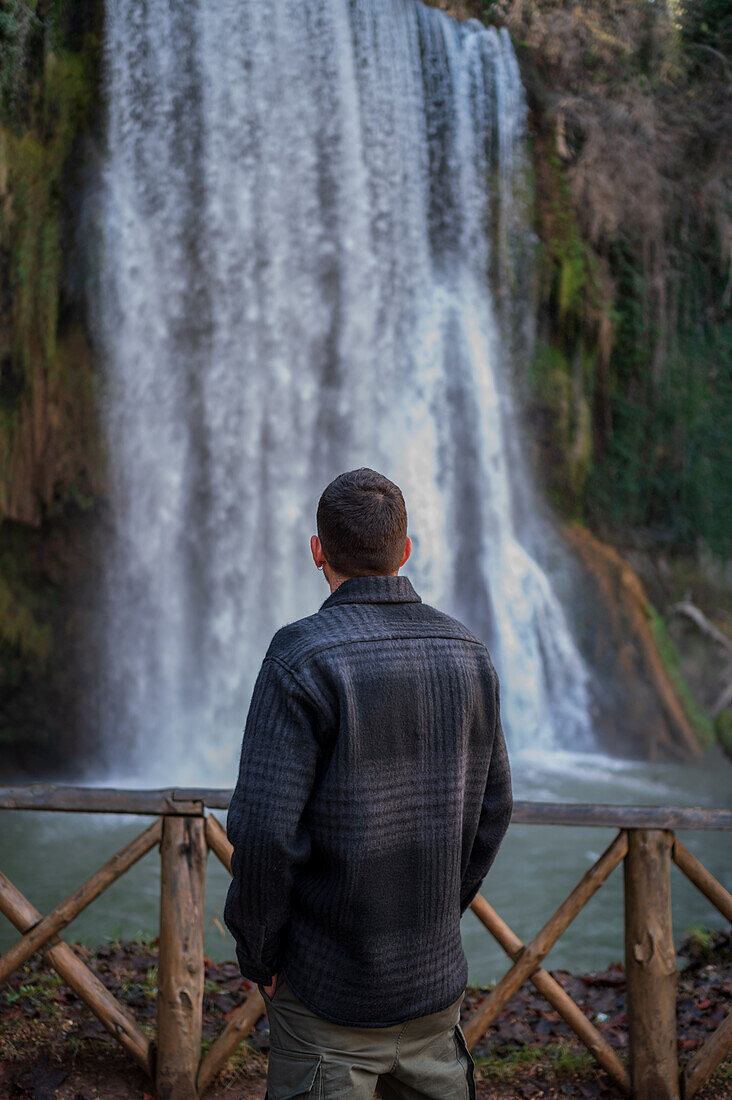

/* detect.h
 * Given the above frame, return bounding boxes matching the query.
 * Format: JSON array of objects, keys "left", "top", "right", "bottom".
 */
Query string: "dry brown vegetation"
[{"left": 487, "top": 0, "right": 730, "bottom": 344}]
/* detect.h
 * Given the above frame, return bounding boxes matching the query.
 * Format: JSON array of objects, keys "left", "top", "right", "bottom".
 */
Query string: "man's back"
[{"left": 225, "top": 573, "right": 513, "bottom": 1027}]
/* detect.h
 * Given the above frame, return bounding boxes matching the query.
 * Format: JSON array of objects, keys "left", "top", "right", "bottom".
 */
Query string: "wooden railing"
[{"left": 0, "top": 787, "right": 730, "bottom": 1099}]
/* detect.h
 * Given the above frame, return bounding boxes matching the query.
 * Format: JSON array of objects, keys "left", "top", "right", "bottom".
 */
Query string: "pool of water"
[{"left": 1, "top": 749, "right": 730, "bottom": 985}]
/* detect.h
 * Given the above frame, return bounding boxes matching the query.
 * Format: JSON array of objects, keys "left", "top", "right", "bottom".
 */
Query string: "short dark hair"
[{"left": 316, "top": 468, "right": 408, "bottom": 577}]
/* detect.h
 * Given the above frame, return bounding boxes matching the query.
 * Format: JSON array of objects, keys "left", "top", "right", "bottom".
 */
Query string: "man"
[{"left": 224, "top": 468, "right": 513, "bottom": 1099}]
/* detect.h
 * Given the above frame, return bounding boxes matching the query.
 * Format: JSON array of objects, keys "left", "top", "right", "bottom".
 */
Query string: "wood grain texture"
[
  {"left": 156, "top": 816, "right": 207, "bottom": 1100},
  {"left": 0, "top": 785, "right": 207, "bottom": 814},
  {"left": 681, "top": 1011, "right": 732, "bottom": 1099},
  {"left": 624, "top": 829, "right": 679, "bottom": 1100},
  {"left": 673, "top": 838, "right": 732, "bottom": 923},
  {"left": 204, "top": 813, "right": 232, "bottom": 872},
  {"left": 1, "top": 788, "right": 731, "bottom": 828}
]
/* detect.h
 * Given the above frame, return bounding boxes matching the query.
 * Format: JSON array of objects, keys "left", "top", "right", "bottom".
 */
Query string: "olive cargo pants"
[{"left": 259, "top": 976, "right": 476, "bottom": 1099}]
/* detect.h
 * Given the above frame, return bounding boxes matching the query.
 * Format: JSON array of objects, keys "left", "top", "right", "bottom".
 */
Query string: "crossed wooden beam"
[
  {"left": 464, "top": 830, "right": 631, "bottom": 1092},
  {"left": 0, "top": 815, "right": 730, "bottom": 1098},
  {"left": 0, "top": 819, "right": 162, "bottom": 1077},
  {"left": 0, "top": 815, "right": 266, "bottom": 1094},
  {"left": 461, "top": 828, "right": 732, "bottom": 1100}
]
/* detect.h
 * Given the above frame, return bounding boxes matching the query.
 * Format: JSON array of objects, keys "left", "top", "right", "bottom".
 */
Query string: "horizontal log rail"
[
  {"left": 0, "top": 790, "right": 730, "bottom": 1098},
  {"left": 0, "top": 785, "right": 731, "bottom": 828}
]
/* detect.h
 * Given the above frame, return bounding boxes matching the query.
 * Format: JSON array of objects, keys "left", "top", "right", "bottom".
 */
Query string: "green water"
[{"left": 1, "top": 749, "right": 730, "bottom": 985}]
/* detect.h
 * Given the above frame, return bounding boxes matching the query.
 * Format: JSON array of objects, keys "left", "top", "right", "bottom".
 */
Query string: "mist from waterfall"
[{"left": 91, "top": 0, "right": 594, "bottom": 783}]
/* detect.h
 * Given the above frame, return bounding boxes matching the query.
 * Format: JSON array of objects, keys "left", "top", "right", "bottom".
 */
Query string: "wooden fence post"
[
  {"left": 624, "top": 829, "right": 679, "bottom": 1100},
  {"left": 157, "top": 815, "right": 207, "bottom": 1100}
]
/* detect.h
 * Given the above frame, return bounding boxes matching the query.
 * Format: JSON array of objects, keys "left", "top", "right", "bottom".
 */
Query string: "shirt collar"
[{"left": 320, "top": 574, "right": 422, "bottom": 610}]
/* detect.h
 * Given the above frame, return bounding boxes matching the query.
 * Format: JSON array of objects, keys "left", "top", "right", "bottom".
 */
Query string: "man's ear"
[
  {"left": 311, "top": 534, "right": 326, "bottom": 570},
  {"left": 399, "top": 536, "right": 412, "bottom": 569}
]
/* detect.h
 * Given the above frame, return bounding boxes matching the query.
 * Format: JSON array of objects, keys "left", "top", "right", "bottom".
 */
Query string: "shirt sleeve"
[
  {"left": 224, "top": 656, "right": 321, "bottom": 984},
  {"left": 459, "top": 665, "right": 513, "bottom": 915}
]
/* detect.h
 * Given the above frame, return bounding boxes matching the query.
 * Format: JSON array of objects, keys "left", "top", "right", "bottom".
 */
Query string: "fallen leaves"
[{"left": 0, "top": 929, "right": 729, "bottom": 1097}]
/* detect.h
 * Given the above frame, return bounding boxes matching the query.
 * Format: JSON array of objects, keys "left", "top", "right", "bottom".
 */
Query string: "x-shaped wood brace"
[
  {"left": 463, "top": 830, "right": 631, "bottom": 1093},
  {"left": 462, "top": 829, "right": 732, "bottom": 1100},
  {"left": 2, "top": 815, "right": 729, "bottom": 1098},
  {"left": 202, "top": 821, "right": 634, "bottom": 1092},
  {"left": 0, "top": 819, "right": 162, "bottom": 1075}
]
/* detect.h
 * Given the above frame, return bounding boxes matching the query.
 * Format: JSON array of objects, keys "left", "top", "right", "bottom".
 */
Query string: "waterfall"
[{"left": 92, "top": 0, "right": 593, "bottom": 782}]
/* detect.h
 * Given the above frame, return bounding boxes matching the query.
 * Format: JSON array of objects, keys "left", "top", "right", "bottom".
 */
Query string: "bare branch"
[{"left": 668, "top": 600, "right": 732, "bottom": 660}]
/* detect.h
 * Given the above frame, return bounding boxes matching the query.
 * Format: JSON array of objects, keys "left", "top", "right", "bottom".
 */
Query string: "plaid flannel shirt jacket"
[{"left": 224, "top": 574, "right": 513, "bottom": 1027}]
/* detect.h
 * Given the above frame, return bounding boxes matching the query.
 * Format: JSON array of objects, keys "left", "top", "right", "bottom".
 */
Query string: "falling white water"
[{"left": 91, "top": 0, "right": 593, "bottom": 782}]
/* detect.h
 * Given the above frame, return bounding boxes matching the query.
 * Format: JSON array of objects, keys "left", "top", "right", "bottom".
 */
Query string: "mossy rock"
[
  {"left": 0, "top": 7, "right": 102, "bottom": 525},
  {"left": 528, "top": 342, "right": 592, "bottom": 515},
  {"left": 646, "top": 605, "right": 715, "bottom": 751}
]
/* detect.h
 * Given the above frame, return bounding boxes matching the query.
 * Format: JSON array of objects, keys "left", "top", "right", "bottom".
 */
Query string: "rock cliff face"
[
  {"left": 0, "top": 0, "right": 728, "bottom": 773},
  {"left": 431, "top": 0, "right": 730, "bottom": 559},
  {"left": 560, "top": 524, "right": 709, "bottom": 760},
  {"left": 1, "top": 1, "right": 103, "bottom": 525},
  {"left": 425, "top": 0, "right": 731, "bottom": 758},
  {"left": 0, "top": 0, "right": 104, "bottom": 773}
]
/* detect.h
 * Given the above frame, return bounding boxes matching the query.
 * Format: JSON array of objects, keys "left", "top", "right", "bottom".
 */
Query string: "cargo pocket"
[
  {"left": 266, "top": 1049, "right": 323, "bottom": 1099},
  {"left": 259, "top": 978, "right": 283, "bottom": 1006},
  {"left": 453, "top": 1024, "right": 476, "bottom": 1100}
]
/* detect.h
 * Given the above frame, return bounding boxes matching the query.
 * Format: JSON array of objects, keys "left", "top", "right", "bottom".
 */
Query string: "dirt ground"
[
  {"left": 2, "top": 1050, "right": 731, "bottom": 1099},
  {"left": 0, "top": 929, "right": 730, "bottom": 1098}
]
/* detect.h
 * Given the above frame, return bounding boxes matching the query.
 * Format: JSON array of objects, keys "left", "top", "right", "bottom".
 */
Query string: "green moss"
[
  {"left": 646, "top": 604, "right": 715, "bottom": 749},
  {"left": 0, "top": 1, "right": 40, "bottom": 119},
  {"left": 0, "top": 15, "right": 100, "bottom": 522},
  {"left": 714, "top": 709, "right": 732, "bottom": 758},
  {"left": 587, "top": 309, "right": 732, "bottom": 558},
  {"left": 6, "top": 46, "right": 96, "bottom": 374},
  {"left": 540, "top": 153, "right": 606, "bottom": 334},
  {"left": 511, "top": 21, "right": 731, "bottom": 561},
  {"left": 0, "top": 525, "right": 52, "bottom": 666},
  {"left": 0, "top": 575, "right": 51, "bottom": 665},
  {"left": 528, "top": 341, "right": 593, "bottom": 516},
  {"left": 0, "top": 28, "right": 100, "bottom": 705},
  {"left": 474, "top": 1042, "right": 597, "bottom": 1080},
  {"left": 685, "top": 925, "right": 714, "bottom": 951},
  {"left": 0, "top": 531, "right": 52, "bottom": 719},
  {"left": 525, "top": 141, "right": 619, "bottom": 519},
  {"left": 5, "top": 968, "right": 63, "bottom": 1005}
]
